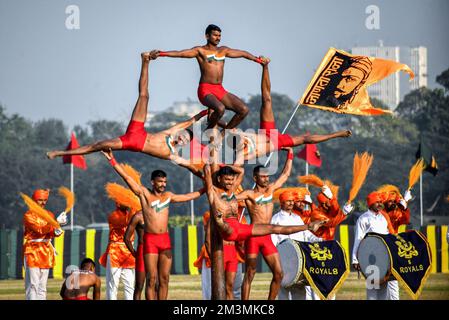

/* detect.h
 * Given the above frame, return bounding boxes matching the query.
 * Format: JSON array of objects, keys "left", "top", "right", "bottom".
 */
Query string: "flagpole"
[
  {"left": 239, "top": 103, "right": 303, "bottom": 222},
  {"left": 190, "top": 172, "right": 194, "bottom": 225},
  {"left": 70, "top": 162, "right": 74, "bottom": 231},
  {"left": 305, "top": 161, "right": 309, "bottom": 190},
  {"left": 420, "top": 173, "right": 423, "bottom": 227}
]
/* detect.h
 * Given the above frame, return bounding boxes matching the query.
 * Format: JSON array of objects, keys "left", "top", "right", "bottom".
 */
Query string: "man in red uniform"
[
  {"left": 151, "top": 24, "right": 264, "bottom": 129},
  {"left": 124, "top": 211, "right": 146, "bottom": 300},
  {"left": 102, "top": 149, "right": 205, "bottom": 300},
  {"left": 99, "top": 203, "right": 136, "bottom": 300},
  {"left": 311, "top": 185, "right": 353, "bottom": 240},
  {"left": 23, "top": 189, "right": 66, "bottom": 300},
  {"left": 47, "top": 52, "right": 207, "bottom": 178}
]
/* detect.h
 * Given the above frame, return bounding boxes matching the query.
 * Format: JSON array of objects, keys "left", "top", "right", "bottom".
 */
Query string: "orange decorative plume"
[
  {"left": 105, "top": 183, "right": 141, "bottom": 212},
  {"left": 58, "top": 186, "right": 75, "bottom": 213},
  {"left": 122, "top": 163, "right": 142, "bottom": 186},
  {"left": 298, "top": 174, "right": 325, "bottom": 188},
  {"left": 348, "top": 152, "right": 373, "bottom": 203},
  {"left": 408, "top": 158, "right": 425, "bottom": 191},
  {"left": 20, "top": 193, "right": 60, "bottom": 228}
]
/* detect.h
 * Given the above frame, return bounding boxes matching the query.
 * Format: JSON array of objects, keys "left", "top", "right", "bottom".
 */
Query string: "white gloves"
[
  {"left": 54, "top": 228, "right": 63, "bottom": 236},
  {"left": 343, "top": 203, "right": 354, "bottom": 215},
  {"left": 399, "top": 199, "right": 408, "bottom": 210},
  {"left": 322, "top": 185, "right": 333, "bottom": 199},
  {"left": 304, "top": 194, "right": 313, "bottom": 204},
  {"left": 404, "top": 190, "right": 413, "bottom": 202},
  {"left": 57, "top": 211, "right": 68, "bottom": 225}
]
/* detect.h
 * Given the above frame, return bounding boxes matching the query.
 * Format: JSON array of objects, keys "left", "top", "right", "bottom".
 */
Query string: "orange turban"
[
  {"left": 293, "top": 188, "right": 310, "bottom": 202},
  {"left": 32, "top": 189, "right": 50, "bottom": 201},
  {"left": 367, "top": 192, "right": 383, "bottom": 207},
  {"left": 279, "top": 191, "right": 295, "bottom": 202}
]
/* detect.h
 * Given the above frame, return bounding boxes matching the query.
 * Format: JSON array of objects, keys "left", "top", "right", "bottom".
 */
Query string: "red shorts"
[
  {"left": 197, "top": 83, "right": 228, "bottom": 106},
  {"left": 245, "top": 234, "right": 278, "bottom": 257},
  {"left": 260, "top": 121, "right": 294, "bottom": 150},
  {"left": 223, "top": 244, "right": 238, "bottom": 273},
  {"left": 222, "top": 217, "right": 253, "bottom": 242},
  {"left": 63, "top": 296, "right": 90, "bottom": 300},
  {"left": 119, "top": 120, "right": 148, "bottom": 152},
  {"left": 143, "top": 232, "right": 171, "bottom": 254},
  {"left": 135, "top": 243, "right": 145, "bottom": 273}
]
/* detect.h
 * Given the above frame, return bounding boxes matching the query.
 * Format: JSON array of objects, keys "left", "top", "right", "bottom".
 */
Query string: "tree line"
[{"left": 1, "top": 69, "right": 448, "bottom": 229}]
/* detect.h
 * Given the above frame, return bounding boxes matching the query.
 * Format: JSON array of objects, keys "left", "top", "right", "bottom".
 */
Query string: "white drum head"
[
  {"left": 277, "top": 238, "right": 303, "bottom": 287},
  {"left": 357, "top": 235, "right": 391, "bottom": 281}
]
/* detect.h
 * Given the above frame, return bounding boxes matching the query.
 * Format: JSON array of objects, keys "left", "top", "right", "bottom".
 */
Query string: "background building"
[{"left": 351, "top": 41, "right": 427, "bottom": 110}]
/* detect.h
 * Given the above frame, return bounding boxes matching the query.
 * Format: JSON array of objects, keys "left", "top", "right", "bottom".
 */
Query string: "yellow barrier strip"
[
  {"left": 426, "top": 225, "right": 437, "bottom": 273},
  {"left": 86, "top": 229, "right": 96, "bottom": 261},
  {"left": 53, "top": 233, "right": 65, "bottom": 279},
  {"left": 188, "top": 226, "right": 199, "bottom": 275}
]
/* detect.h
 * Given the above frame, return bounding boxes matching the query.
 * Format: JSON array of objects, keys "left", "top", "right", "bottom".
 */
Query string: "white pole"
[
  {"left": 239, "top": 103, "right": 303, "bottom": 221},
  {"left": 70, "top": 162, "right": 74, "bottom": 231},
  {"left": 420, "top": 173, "right": 423, "bottom": 227},
  {"left": 305, "top": 161, "right": 309, "bottom": 190},
  {"left": 190, "top": 172, "right": 194, "bottom": 225}
]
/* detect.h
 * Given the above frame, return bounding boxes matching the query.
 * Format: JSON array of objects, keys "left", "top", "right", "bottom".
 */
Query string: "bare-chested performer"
[
  {"left": 229, "top": 58, "right": 352, "bottom": 161},
  {"left": 152, "top": 24, "right": 264, "bottom": 129},
  {"left": 60, "top": 258, "right": 101, "bottom": 300},
  {"left": 203, "top": 164, "right": 327, "bottom": 292},
  {"left": 46, "top": 52, "right": 207, "bottom": 177},
  {"left": 102, "top": 149, "right": 205, "bottom": 300},
  {"left": 124, "top": 211, "right": 146, "bottom": 300},
  {"left": 234, "top": 147, "right": 294, "bottom": 300}
]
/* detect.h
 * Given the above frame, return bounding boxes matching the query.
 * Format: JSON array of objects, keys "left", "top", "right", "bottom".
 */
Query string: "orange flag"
[{"left": 300, "top": 48, "right": 414, "bottom": 116}]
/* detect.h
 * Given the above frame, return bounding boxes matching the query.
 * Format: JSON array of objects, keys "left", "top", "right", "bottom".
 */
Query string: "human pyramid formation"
[{"left": 23, "top": 24, "right": 414, "bottom": 301}]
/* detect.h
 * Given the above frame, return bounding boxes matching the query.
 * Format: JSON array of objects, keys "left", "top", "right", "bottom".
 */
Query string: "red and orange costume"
[
  {"left": 377, "top": 185, "right": 410, "bottom": 234},
  {"left": 311, "top": 193, "right": 347, "bottom": 241},
  {"left": 99, "top": 206, "right": 136, "bottom": 269},
  {"left": 23, "top": 189, "right": 60, "bottom": 269}
]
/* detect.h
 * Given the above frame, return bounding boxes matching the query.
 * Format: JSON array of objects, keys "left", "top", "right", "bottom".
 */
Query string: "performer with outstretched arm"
[
  {"left": 101, "top": 149, "right": 205, "bottom": 300},
  {"left": 151, "top": 24, "right": 264, "bottom": 129},
  {"left": 47, "top": 52, "right": 207, "bottom": 178}
]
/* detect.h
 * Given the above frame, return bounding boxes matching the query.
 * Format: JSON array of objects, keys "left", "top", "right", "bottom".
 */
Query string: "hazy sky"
[{"left": 0, "top": 0, "right": 448, "bottom": 129}]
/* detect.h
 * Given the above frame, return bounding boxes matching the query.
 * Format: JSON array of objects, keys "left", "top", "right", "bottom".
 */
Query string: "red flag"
[
  {"left": 62, "top": 133, "right": 87, "bottom": 170},
  {"left": 297, "top": 144, "right": 322, "bottom": 167}
]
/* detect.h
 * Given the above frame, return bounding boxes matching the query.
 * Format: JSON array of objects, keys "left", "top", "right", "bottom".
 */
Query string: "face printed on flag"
[{"left": 300, "top": 48, "right": 414, "bottom": 116}]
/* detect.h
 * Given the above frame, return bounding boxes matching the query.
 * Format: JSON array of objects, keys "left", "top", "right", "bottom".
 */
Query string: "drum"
[
  {"left": 277, "top": 239, "right": 307, "bottom": 288},
  {"left": 357, "top": 234, "right": 393, "bottom": 284}
]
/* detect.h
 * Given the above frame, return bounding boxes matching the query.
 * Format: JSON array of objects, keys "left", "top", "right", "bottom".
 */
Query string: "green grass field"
[{"left": 1, "top": 272, "right": 448, "bottom": 300}]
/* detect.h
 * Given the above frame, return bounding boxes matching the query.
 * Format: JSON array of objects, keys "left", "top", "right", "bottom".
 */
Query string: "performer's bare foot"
[{"left": 141, "top": 52, "right": 151, "bottom": 61}]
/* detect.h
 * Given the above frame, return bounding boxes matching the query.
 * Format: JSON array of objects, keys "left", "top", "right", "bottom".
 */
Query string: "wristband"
[
  {"left": 159, "top": 51, "right": 168, "bottom": 57},
  {"left": 287, "top": 152, "right": 294, "bottom": 160},
  {"left": 255, "top": 57, "right": 263, "bottom": 64},
  {"left": 109, "top": 158, "right": 118, "bottom": 166}
]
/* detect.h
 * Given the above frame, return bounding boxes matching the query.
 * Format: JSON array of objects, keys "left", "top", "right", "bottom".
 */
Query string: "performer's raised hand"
[
  {"left": 100, "top": 148, "right": 113, "bottom": 160},
  {"left": 56, "top": 212, "right": 68, "bottom": 225},
  {"left": 343, "top": 202, "right": 355, "bottom": 215},
  {"left": 308, "top": 219, "right": 328, "bottom": 232},
  {"left": 322, "top": 185, "right": 333, "bottom": 199}
]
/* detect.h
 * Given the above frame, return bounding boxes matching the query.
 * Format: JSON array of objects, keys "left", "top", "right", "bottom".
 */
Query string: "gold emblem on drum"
[
  {"left": 395, "top": 235, "right": 418, "bottom": 262},
  {"left": 309, "top": 243, "right": 333, "bottom": 263}
]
